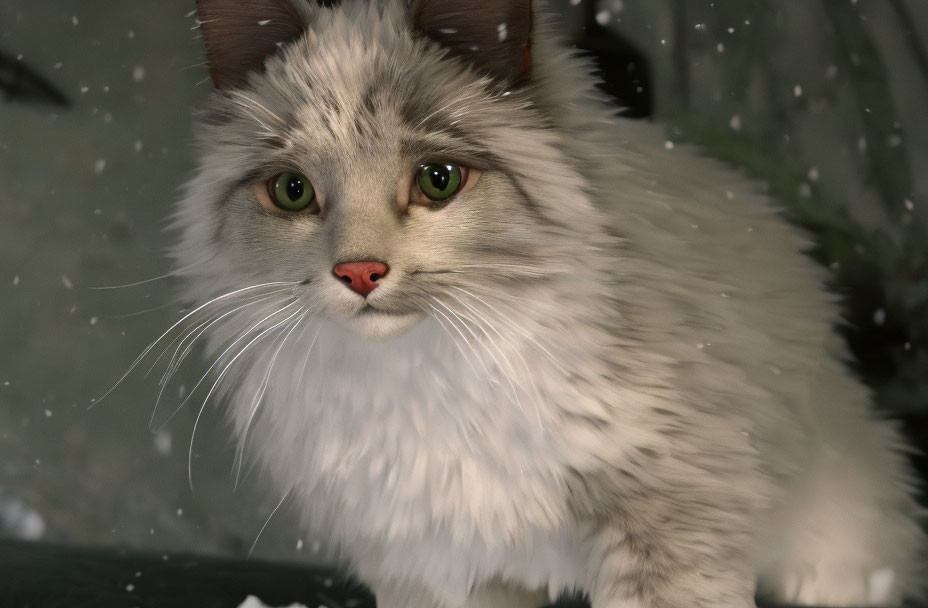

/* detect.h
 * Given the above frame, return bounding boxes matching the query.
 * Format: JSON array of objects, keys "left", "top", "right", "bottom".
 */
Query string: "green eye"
[
  {"left": 417, "top": 164, "right": 463, "bottom": 202},
  {"left": 268, "top": 172, "right": 316, "bottom": 212}
]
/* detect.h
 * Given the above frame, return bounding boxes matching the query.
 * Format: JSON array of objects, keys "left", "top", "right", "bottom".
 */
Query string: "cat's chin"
[{"left": 343, "top": 308, "right": 425, "bottom": 341}]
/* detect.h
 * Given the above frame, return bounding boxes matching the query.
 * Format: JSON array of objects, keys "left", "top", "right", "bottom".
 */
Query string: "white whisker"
[
  {"left": 234, "top": 309, "right": 309, "bottom": 490},
  {"left": 248, "top": 488, "right": 291, "bottom": 558},
  {"left": 445, "top": 290, "right": 546, "bottom": 429},
  {"left": 160, "top": 299, "right": 300, "bottom": 430},
  {"left": 91, "top": 281, "right": 299, "bottom": 409},
  {"left": 89, "top": 258, "right": 210, "bottom": 290},
  {"left": 149, "top": 288, "right": 291, "bottom": 381},
  {"left": 426, "top": 299, "right": 486, "bottom": 383},
  {"left": 296, "top": 320, "right": 326, "bottom": 393},
  {"left": 108, "top": 299, "right": 185, "bottom": 319},
  {"left": 431, "top": 298, "right": 523, "bottom": 409},
  {"left": 188, "top": 306, "right": 304, "bottom": 493},
  {"left": 450, "top": 286, "right": 568, "bottom": 374},
  {"left": 149, "top": 291, "right": 290, "bottom": 428}
]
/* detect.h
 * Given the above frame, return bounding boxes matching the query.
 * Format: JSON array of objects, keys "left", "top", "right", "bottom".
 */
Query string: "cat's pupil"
[
  {"left": 286, "top": 175, "right": 304, "bottom": 201},
  {"left": 428, "top": 166, "right": 451, "bottom": 192}
]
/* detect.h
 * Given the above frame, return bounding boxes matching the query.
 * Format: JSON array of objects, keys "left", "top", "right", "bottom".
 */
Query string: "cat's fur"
[{"left": 171, "top": 1, "right": 926, "bottom": 606}]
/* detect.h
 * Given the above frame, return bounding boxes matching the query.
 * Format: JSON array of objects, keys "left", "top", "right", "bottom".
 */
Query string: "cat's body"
[{"left": 172, "top": 1, "right": 925, "bottom": 607}]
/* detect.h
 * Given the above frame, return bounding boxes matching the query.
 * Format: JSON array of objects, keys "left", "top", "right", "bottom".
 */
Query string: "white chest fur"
[{"left": 228, "top": 318, "right": 592, "bottom": 598}]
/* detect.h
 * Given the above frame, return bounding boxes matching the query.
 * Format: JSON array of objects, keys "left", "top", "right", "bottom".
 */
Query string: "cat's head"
[{"left": 174, "top": 0, "right": 609, "bottom": 341}]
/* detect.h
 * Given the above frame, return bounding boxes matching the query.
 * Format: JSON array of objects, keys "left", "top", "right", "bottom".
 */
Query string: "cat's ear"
[
  {"left": 195, "top": 0, "right": 308, "bottom": 89},
  {"left": 411, "top": 0, "right": 533, "bottom": 85}
]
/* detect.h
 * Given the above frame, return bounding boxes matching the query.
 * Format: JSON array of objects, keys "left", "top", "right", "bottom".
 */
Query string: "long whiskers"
[
  {"left": 149, "top": 288, "right": 293, "bottom": 383},
  {"left": 233, "top": 308, "right": 310, "bottom": 490},
  {"left": 425, "top": 299, "right": 486, "bottom": 382},
  {"left": 92, "top": 281, "right": 301, "bottom": 409},
  {"left": 159, "top": 299, "right": 301, "bottom": 431},
  {"left": 148, "top": 290, "right": 292, "bottom": 429},
  {"left": 187, "top": 305, "right": 305, "bottom": 493},
  {"left": 430, "top": 298, "right": 525, "bottom": 412},
  {"left": 296, "top": 320, "right": 326, "bottom": 396},
  {"left": 89, "top": 258, "right": 212, "bottom": 290},
  {"left": 248, "top": 488, "right": 292, "bottom": 558},
  {"left": 449, "top": 285, "right": 568, "bottom": 374},
  {"left": 443, "top": 290, "right": 547, "bottom": 429}
]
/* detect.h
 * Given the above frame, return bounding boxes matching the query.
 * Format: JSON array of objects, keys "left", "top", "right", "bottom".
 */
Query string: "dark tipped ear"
[
  {"left": 196, "top": 0, "right": 307, "bottom": 89},
  {"left": 412, "top": 0, "right": 533, "bottom": 84}
]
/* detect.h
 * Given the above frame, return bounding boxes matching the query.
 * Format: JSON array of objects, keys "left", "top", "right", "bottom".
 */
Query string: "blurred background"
[{"left": 0, "top": 0, "right": 926, "bottom": 576}]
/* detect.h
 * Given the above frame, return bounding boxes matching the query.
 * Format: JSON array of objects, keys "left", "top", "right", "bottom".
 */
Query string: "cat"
[{"left": 165, "top": 0, "right": 927, "bottom": 606}]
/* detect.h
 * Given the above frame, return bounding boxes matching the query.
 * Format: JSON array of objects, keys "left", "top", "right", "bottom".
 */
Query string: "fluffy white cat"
[{"left": 167, "top": 1, "right": 926, "bottom": 606}]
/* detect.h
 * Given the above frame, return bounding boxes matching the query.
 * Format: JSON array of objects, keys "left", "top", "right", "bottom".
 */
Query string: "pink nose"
[{"left": 333, "top": 261, "right": 390, "bottom": 297}]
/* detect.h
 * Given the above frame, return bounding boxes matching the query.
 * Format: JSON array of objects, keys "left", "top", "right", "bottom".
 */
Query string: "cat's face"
[{"left": 175, "top": 0, "right": 597, "bottom": 341}]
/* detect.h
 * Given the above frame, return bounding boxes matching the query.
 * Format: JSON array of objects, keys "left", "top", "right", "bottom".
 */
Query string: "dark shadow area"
[
  {"left": 571, "top": 1, "right": 652, "bottom": 118},
  {"left": 0, "top": 541, "right": 370, "bottom": 608},
  {"left": 3, "top": 541, "right": 924, "bottom": 608},
  {"left": 0, "top": 50, "right": 70, "bottom": 107}
]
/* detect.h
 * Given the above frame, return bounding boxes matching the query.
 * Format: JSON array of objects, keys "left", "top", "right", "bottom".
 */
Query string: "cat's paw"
[{"left": 769, "top": 566, "right": 898, "bottom": 607}]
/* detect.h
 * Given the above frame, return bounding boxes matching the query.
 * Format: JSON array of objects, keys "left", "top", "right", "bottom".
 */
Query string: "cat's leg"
[
  {"left": 569, "top": 449, "right": 764, "bottom": 608},
  {"left": 756, "top": 423, "right": 925, "bottom": 606},
  {"left": 586, "top": 519, "right": 758, "bottom": 608},
  {"left": 567, "top": 426, "right": 766, "bottom": 608}
]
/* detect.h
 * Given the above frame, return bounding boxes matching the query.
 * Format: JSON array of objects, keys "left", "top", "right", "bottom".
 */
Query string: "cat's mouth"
[
  {"left": 346, "top": 305, "right": 424, "bottom": 340},
  {"left": 356, "top": 304, "right": 420, "bottom": 320},
  {"left": 358, "top": 304, "right": 398, "bottom": 316}
]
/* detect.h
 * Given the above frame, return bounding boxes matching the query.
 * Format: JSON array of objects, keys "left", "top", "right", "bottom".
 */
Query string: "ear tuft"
[
  {"left": 196, "top": 0, "right": 307, "bottom": 89},
  {"left": 412, "top": 0, "right": 533, "bottom": 84}
]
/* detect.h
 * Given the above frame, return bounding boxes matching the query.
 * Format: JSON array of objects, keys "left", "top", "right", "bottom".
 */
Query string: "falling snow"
[
  {"left": 873, "top": 308, "right": 886, "bottom": 326},
  {"left": 154, "top": 432, "right": 172, "bottom": 456}
]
